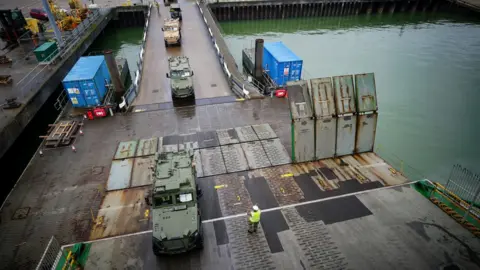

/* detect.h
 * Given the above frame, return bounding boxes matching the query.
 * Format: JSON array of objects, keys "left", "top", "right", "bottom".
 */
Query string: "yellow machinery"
[
  {"left": 68, "top": 0, "right": 82, "bottom": 9},
  {"left": 25, "top": 18, "right": 40, "bottom": 34},
  {"left": 47, "top": 0, "right": 90, "bottom": 31}
]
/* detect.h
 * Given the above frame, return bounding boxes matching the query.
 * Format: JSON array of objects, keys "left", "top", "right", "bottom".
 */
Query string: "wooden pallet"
[{"left": 40, "top": 120, "right": 83, "bottom": 148}]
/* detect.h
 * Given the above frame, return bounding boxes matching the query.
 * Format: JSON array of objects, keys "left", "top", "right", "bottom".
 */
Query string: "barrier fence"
[
  {"left": 124, "top": 4, "right": 152, "bottom": 108},
  {"left": 444, "top": 165, "right": 480, "bottom": 220},
  {"left": 35, "top": 236, "right": 65, "bottom": 270}
]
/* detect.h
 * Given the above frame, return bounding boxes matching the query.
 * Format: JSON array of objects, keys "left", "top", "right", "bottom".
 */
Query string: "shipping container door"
[
  {"left": 281, "top": 62, "right": 290, "bottom": 86},
  {"left": 64, "top": 81, "right": 86, "bottom": 108},
  {"left": 336, "top": 115, "right": 357, "bottom": 156},
  {"left": 315, "top": 118, "right": 336, "bottom": 159},
  {"left": 355, "top": 113, "right": 377, "bottom": 153},
  {"left": 292, "top": 118, "right": 315, "bottom": 162},
  {"left": 81, "top": 80, "right": 101, "bottom": 107},
  {"left": 289, "top": 61, "right": 302, "bottom": 82}
]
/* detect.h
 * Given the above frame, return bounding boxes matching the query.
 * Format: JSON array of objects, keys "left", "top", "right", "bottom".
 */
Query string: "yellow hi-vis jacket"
[{"left": 249, "top": 209, "right": 261, "bottom": 223}]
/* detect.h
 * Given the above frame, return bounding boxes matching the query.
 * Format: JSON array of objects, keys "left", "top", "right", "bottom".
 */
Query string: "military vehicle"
[
  {"left": 162, "top": 19, "right": 181, "bottom": 47},
  {"left": 147, "top": 149, "right": 203, "bottom": 255},
  {"left": 170, "top": 4, "right": 182, "bottom": 21},
  {"left": 164, "top": 0, "right": 177, "bottom": 7},
  {"left": 166, "top": 56, "right": 195, "bottom": 99}
]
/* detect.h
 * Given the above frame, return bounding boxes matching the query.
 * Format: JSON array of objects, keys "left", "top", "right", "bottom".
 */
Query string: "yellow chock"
[
  {"left": 215, "top": 184, "right": 227, "bottom": 189},
  {"left": 144, "top": 209, "right": 150, "bottom": 218},
  {"left": 236, "top": 98, "right": 245, "bottom": 102},
  {"left": 280, "top": 187, "right": 285, "bottom": 193},
  {"left": 281, "top": 173, "right": 293, "bottom": 178},
  {"left": 237, "top": 195, "right": 241, "bottom": 201}
]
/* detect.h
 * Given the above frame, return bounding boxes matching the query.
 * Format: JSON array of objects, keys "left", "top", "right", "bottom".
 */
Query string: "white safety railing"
[
  {"left": 196, "top": 1, "right": 255, "bottom": 99},
  {"left": 123, "top": 4, "right": 153, "bottom": 109},
  {"left": 35, "top": 236, "right": 65, "bottom": 270}
]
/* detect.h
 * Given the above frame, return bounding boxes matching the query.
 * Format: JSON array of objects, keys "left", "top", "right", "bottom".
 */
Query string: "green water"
[
  {"left": 221, "top": 13, "right": 480, "bottom": 183},
  {"left": 87, "top": 27, "right": 144, "bottom": 80}
]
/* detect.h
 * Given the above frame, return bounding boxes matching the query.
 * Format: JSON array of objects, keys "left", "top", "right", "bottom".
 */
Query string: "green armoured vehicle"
[
  {"left": 166, "top": 56, "right": 195, "bottom": 99},
  {"left": 147, "top": 149, "right": 203, "bottom": 255}
]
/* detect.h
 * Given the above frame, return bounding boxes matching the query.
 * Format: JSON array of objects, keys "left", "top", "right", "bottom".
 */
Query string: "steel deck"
[
  {"left": 1, "top": 98, "right": 479, "bottom": 269},
  {"left": 76, "top": 186, "right": 480, "bottom": 270}
]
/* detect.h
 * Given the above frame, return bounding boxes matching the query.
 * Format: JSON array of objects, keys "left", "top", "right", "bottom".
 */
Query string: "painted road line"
[
  {"left": 62, "top": 230, "right": 153, "bottom": 248},
  {"left": 201, "top": 180, "right": 423, "bottom": 224}
]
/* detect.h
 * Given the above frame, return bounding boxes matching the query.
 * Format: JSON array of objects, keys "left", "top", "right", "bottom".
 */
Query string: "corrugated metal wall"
[
  {"left": 354, "top": 73, "right": 378, "bottom": 153},
  {"left": 310, "top": 77, "right": 336, "bottom": 160},
  {"left": 287, "top": 80, "right": 315, "bottom": 163},
  {"left": 333, "top": 75, "right": 357, "bottom": 156}
]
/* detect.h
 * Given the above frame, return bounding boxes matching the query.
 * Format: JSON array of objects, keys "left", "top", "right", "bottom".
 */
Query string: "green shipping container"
[{"left": 34, "top": 41, "right": 58, "bottom": 63}]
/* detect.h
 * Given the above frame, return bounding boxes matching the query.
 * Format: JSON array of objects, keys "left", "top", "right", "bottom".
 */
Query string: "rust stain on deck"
[{"left": 89, "top": 186, "right": 150, "bottom": 240}]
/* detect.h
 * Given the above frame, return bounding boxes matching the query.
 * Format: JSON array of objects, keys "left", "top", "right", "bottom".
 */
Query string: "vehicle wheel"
[
  {"left": 153, "top": 246, "right": 161, "bottom": 256},
  {"left": 196, "top": 236, "right": 204, "bottom": 250}
]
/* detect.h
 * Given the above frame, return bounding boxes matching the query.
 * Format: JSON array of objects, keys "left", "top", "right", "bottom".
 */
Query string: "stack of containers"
[
  {"left": 287, "top": 80, "right": 315, "bottom": 163},
  {"left": 333, "top": 75, "right": 357, "bottom": 156},
  {"left": 354, "top": 73, "right": 378, "bottom": 153},
  {"left": 62, "top": 56, "right": 111, "bottom": 108},
  {"left": 309, "top": 77, "right": 337, "bottom": 160}
]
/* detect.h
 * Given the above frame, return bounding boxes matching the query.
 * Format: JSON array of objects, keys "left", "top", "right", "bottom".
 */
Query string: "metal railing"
[
  {"left": 444, "top": 164, "right": 480, "bottom": 220},
  {"left": 123, "top": 4, "right": 152, "bottom": 110},
  {"left": 35, "top": 236, "right": 65, "bottom": 270},
  {"left": 12, "top": 9, "right": 103, "bottom": 104},
  {"left": 196, "top": 1, "right": 262, "bottom": 98}
]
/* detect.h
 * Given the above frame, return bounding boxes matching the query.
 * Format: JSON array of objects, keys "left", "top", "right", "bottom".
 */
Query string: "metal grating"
[
  {"left": 241, "top": 141, "right": 271, "bottom": 169},
  {"left": 221, "top": 144, "right": 249, "bottom": 173},
  {"left": 200, "top": 147, "right": 227, "bottom": 177},
  {"left": 216, "top": 128, "right": 240, "bottom": 145},
  {"left": 252, "top": 124, "right": 278, "bottom": 140},
  {"left": 235, "top": 126, "right": 259, "bottom": 142},
  {"left": 261, "top": 138, "right": 291, "bottom": 166}
]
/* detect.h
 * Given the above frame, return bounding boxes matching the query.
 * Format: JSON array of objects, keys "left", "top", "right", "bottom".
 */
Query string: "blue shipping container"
[
  {"left": 262, "top": 42, "right": 303, "bottom": 87},
  {"left": 62, "top": 56, "right": 111, "bottom": 108}
]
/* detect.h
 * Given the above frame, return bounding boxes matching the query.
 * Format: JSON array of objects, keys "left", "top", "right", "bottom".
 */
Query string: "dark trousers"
[{"left": 248, "top": 220, "right": 259, "bottom": 232}]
